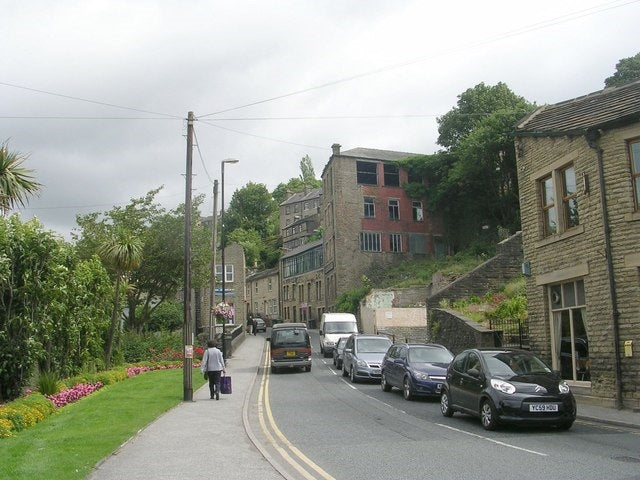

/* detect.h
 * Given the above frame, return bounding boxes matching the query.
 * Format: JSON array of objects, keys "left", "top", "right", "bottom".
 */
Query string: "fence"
[{"left": 488, "top": 317, "right": 529, "bottom": 349}]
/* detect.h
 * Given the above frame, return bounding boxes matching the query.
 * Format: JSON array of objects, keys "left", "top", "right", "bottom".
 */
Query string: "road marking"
[
  {"left": 258, "top": 348, "right": 336, "bottom": 480},
  {"left": 436, "top": 423, "right": 548, "bottom": 456}
]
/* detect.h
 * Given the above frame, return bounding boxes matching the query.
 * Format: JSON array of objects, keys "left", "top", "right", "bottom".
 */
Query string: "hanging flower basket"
[{"left": 213, "top": 303, "right": 234, "bottom": 324}]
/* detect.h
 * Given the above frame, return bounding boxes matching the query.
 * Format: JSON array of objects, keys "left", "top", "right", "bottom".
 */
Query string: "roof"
[
  {"left": 280, "top": 188, "right": 322, "bottom": 207},
  {"left": 339, "top": 147, "right": 419, "bottom": 161},
  {"left": 280, "top": 239, "right": 323, "bottom": 260},
  {"left": 516, "top": 79, "right": 640, "bottom": 136},
  {"left": 246, "top": 267, "right": 279, "bottom": 282}
]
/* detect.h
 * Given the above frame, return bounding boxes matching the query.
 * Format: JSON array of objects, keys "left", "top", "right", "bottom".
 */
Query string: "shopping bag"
[{"left": 220, "top": 375, "right": 232, "bottom": 394}]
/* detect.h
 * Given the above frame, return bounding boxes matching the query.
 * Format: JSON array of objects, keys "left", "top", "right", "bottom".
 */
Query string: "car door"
[
  {"left": 343, "top": 336, "right": 355, "bottom": 374},
  {"left": 446, "top": 352, "right": 468, "bottom": 410},
  {"left": 393, "top": 346, "right": 408, "bottom": 387},
  {"left": 458, "top": 352, "right": 485, "bottom": 412}
]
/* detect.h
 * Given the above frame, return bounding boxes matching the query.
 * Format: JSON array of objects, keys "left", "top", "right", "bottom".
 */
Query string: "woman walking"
[{"left": 201, "top": 340, "right": 226, "bottom": 400}]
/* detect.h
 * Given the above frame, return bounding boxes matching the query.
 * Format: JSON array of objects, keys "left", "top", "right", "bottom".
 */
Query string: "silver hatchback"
[{"left": 342, "top": 334, "right": 393, "bottom": 383}]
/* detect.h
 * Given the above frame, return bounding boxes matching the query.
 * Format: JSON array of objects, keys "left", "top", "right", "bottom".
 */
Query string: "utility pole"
[
  {"left": 209, "top": 180, "right": 219, "bottom": 341},
  {"left": 183, "top": 111, "right": 194, "bottom": 402}
]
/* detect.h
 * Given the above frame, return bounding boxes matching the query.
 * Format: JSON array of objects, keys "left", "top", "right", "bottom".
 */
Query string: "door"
[
  {"left": 447, "top": 352, "right": 468, "bottom": 409},
  {"left": 458, "top": 352, "right": 485, "bottom": 412}
]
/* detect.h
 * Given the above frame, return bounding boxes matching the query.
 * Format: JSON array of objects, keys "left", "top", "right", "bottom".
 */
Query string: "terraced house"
[{"left": 515, "top": 79, "right": 640, "bottom": 409}]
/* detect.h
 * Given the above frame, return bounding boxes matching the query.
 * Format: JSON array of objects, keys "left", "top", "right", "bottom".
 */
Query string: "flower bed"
[{"left": 46, "top": 383, "right": 104, "bottom": 408}]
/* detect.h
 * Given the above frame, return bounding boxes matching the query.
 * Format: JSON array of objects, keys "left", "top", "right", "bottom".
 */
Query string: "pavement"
[{"left": 88, "top": 333, "right": 640, "bottom": 480}]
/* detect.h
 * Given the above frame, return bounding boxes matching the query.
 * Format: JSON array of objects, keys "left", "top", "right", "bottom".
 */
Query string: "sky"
[{"left": 1, "top": 0, "right": 639, "bottom": 240}]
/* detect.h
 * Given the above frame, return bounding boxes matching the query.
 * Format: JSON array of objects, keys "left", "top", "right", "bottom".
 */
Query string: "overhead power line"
[
  {"left": 0, "top": 81, "right": 184, "bottom": 119},
  {"left": 197, "top": 0, "right": 639, "bottom": 119}
]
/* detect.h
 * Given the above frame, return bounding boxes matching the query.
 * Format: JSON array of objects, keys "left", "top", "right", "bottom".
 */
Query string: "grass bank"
[{"left": 0, "top": 367, "right": 206, "bottom": 480}]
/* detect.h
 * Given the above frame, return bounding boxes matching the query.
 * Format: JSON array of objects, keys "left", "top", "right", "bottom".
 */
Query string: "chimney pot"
[{"left": 331, "top": 143, "right": 341, "bottom": 155}]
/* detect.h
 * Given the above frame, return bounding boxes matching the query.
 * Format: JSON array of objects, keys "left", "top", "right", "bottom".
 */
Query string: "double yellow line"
[{"left": 258, "top": 347, "right": 335, "bottom": 480}]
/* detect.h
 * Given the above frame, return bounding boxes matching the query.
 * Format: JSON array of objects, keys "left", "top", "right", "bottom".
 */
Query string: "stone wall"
[
  {"left": 427, "top": 232, "right": 523, "bottom": 310},
  {"left": 376, "top": 326, "right": 430, "bottom": 344},
  {"left": 428, "top": 309, "right": 496, "bottom": 354}
]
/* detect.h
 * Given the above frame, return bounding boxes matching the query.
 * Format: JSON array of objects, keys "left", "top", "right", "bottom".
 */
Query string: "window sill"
[
  {"left": 535, "top": 224, "right": 584, "bottom": 248},
  {"left": 624, "top": 210, "right": 640, "bottom": 222}
]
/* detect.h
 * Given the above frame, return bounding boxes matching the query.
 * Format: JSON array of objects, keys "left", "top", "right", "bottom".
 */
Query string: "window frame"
[
  {"left": 383, "top": 163, "right": 400, "bottom": 186},
  {"left": 359, "top": 231, "right": 382, "bottom": 252},
  {"left": 356, "top": 161, "right": 378, "bottom": 185},
  {"left": 537, "top": 161, "right": 580, "bottom": 238},
  {"left": 412, "top": 200, "right": 423, "bottom": 221},
  {"left": 390, "top": 233, "right": 402, "bottom": 253},
  {"left": 388, "top": 198, "right": 400, "bottom": 220},
  {"left": 363, "top": 196, "right": 375, "bottom": 218},
  {"left": 629, "top": 138, "right": 640, "bottom": 211}
]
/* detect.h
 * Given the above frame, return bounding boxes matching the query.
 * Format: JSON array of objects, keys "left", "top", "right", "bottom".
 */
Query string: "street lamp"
[{"left": 220, "top": 158, "right": 239, "bottom": 359}]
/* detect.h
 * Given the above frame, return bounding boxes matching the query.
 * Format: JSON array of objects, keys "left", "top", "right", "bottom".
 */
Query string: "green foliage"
[
  {"left": 120, "top": 331, "right": 182, "bottom": 363},
  {"left": 0, "top": 140, "right": 42, "bottom": 214},
  {"left": 0, "top": 393, "right": 55, "bottom": 437},
  {"left": 36, "top": 372, "right": 59, "bottom": 396},
  {"left": 335, "top": 276, "right": 372, "bottom": 314},
  {"left": 146, "top": 301, "right": 182, "bottom": 332},
  {"left": 0, "top": 216, "right": 112, "bottom": 402},
  {"left": 225, "top": 182, "right": 276, "bottom": 238},
  {"left": 272, "top": 155, "right": 322, "bottom": 204},
  {"left": 604, "top": 52, "right": 640, "bottom": 87}
]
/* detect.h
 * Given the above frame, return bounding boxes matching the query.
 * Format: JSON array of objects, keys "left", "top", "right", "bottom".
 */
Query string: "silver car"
[
  {"left": 332, "top": 336, "right": 348, "bottom": 370},
  {"left": 342, "top": 334, "right": 393, "bottom": 383}
]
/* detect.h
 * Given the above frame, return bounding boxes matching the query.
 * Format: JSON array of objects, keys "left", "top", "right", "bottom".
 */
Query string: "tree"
[
  {"left": 224, "top": 182, "right": 276, "bottom": 238},
  {"left": 604, "top": 52, "right": 640, "bottom": 87},
  {"left": 0, "top": 140, "right": 42, "bottom": 215},
  {"left": 401, "top": 82, "right": 534, "bottom": 251},
  {"left": 272, "top": 155, "right": 322, "bottom": 204},
  {"left": 99, "top": 230, "right": 143, "bottom": 368}
]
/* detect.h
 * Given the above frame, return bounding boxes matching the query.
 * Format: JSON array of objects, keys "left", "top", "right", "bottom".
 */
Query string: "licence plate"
[
  {"left": 529, "top": 403, "right": 558, "bottom": 412},
  {"left": 286, "top": 351, "right": 296, "bottom": 357}
]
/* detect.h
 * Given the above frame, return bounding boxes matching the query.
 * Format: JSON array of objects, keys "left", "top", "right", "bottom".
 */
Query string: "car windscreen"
[
  {"left": 482, "top": 352, "right": 553, "bottom": 376},
  {"left": 272, "top": 329, "right": 309, "bottom": 348},
  {"left": 408, "top": 347, "right": 453, "bottom": 364},
  {"left": 356, "top": 338, "right": 392, "bottom": 353},
  {"left": 325, "top": 322, "right": 357, "bottom": 334}
]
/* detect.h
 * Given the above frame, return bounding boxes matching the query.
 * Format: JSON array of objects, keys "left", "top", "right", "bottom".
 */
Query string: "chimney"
[{"left": 331, "top": 143, "right": 341, "bottom": 156}]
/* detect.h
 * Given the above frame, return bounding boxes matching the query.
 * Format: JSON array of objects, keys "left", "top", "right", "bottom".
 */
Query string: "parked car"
[
  {"left": 333, "top": 336, "right": 348, "bottom": 370},
  {"left": 381, "top": 343, "right": 453, "bottom": 400},
  {"left": 342, "top": 334, "right": 393, "bottom": 383},
  {"left": 254, "top": 318, "right": 266, "bottom": 333},
  {"left": 440, "top": 348, "right": 576, "bottom": 430},
  {"left": 268, "top": 323, "right": 312, "bottom": 373}
]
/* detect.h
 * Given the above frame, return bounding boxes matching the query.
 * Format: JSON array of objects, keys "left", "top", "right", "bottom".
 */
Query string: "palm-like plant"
[
  {"left": 0, "top": 140, "right": 42, "bottom": 215},
  {"left": 99, "top": 230, "right": 143, "bottom": 368}
]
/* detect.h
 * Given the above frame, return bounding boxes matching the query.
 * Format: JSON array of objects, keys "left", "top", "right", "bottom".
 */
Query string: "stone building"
[
  {"left": 514, "top": 80, "right": 640, "bottom": 409},
  {"left": 280, "top": 188, "right": 322, "bottom": 251},
  {"left": 245, "top": 267, "right": 280, "bottom": 323},
  {"left": 280, "top": 239, "right": 325, "bottom": 326},
  {"left": 321, "top": 144, "right": 446, "bottom": 311}
]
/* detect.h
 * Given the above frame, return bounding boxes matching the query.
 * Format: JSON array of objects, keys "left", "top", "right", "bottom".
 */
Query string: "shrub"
[
  {"left": 0, "top": 418, "right": 13, "bottom": 438},
  {"left": 36, "top": 371, "right": 59, "bottom": 396}
]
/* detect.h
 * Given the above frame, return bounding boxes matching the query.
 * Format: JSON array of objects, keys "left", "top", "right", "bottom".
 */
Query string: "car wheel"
[
  {"left": 381, "top": 372, "right": 392, "bottom": 392},
  {"left": 440, "top": 389, "right": 454, "bottom": 417},
  {"left": 305, "top": 365, "right": 311, "bottom": 372},
  {"left": 480, "top": 399, "right": 498, "bottom": 431},
  {"left": 350, "top": 366, "right": 358, "bottom": 383},
  {"left": 403, "top": 376, "right": 414, "bottom": 401},
  {"left": 342, "top": 364, "right": 348, "bottom": 377},
  {"left": 557, "top": 420, "right": 574, "bottom": 430}
]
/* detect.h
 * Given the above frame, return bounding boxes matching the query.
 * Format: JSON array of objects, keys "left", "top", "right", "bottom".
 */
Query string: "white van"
[{"left": 319, "top": 313, "right": 358, "bottom": 357}]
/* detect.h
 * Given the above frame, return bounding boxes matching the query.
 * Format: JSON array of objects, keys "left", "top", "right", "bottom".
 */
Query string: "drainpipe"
[{"left": 586, "top": 129, "right": 624, "bottom": 409}]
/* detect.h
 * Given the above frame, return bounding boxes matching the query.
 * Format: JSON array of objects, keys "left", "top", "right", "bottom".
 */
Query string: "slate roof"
[
  {"left": 280, "top": 239, "right": 323, "bottom": 260},
  {"left": 280, "top": 188, "right": 322, "bottom": 207},
  {"left": 516, "top": 79, "right": 640, "bottom": 136},
  {"left": 339, "top": 147, "right": 420, "bottom": 161}
]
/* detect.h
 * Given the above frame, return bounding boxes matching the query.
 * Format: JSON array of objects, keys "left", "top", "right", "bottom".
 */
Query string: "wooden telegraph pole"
[{"left": 183, "top": 111, "right": 194, "bottom": 402}]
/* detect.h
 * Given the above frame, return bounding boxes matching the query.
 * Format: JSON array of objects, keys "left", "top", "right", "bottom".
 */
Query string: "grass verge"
[{"left": 0, "top": 367, "right": 206, "bottom": 480}]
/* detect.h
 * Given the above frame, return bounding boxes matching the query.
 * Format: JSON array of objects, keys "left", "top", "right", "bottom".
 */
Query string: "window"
[
  {"left": 254, "top": 282, "right": 258, "bottom": 293},
  {"left": 299, "top": 284, "right": 304, "bottom": 302},
  {"left": 408, "top": 170, "right": 423, "bottom": 184},
  {"left": 390, "top": 233, "right": 402, "bottom": 252},
  {"left": 363, "top": 197, "right": 375, "bottom": 218},
  {"left": 285, "top": 206, "right": 290, "bottom": 214},
  {"left": 268, "top": 277, "right": 272, "bottom": 291},
  {"left": 412, "top": 201, "right": 423, "bottom": 221},
  {"left": 538, "top": 162, "right": 580, "bottom": 237},
  {"left": 357, "top": 161, "right": 378, "bottom": 185},
  {"left": 384, "top": 163, "right": 399, "bottom": 186},
  {"left": 630, "top": 139, "right": 640, "bottom": 210},
  {"left": 388, "top": 199, "right": 399, "bottom": 220},
  {"left": 215, "top": 264, "right": 234, "bottom": 282},
  {"left": 360, "top": 232, "right": 381, "bottom": 252},
  {"left": 562, "top": 166, "right": 579, "bottom": 228},
  {"left": 409, "top": 234, "right": 425, "bottom": 254}
]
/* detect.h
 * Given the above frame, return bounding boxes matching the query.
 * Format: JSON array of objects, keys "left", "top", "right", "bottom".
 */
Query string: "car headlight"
[
  {"left": 559, "top": 381, "right": 571, "bottom": 394},
  {"left": 412, "top": 371, "right": 430, "bottom": 381},
  {"left": 490, "top": 378, "right": 516, "bottom": 394},
  {"left": 356, "top": 359, "right": 368, "bottom": 368}
]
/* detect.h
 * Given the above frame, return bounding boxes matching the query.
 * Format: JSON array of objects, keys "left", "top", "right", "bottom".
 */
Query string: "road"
[{"left": 246, "top": 330, "right": 640, "bottom": 480}]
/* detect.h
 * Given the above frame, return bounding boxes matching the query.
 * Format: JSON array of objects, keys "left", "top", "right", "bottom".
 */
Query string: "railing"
[{"left": 488, "top": 318, "right": 529, "bottom": 349}]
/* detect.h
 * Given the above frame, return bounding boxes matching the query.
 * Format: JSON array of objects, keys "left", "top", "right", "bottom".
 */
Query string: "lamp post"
[{"left": 220, "top": 158, "right": 239, "bottom": 359}]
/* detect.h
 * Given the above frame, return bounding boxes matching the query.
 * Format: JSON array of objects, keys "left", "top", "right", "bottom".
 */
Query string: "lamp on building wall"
[{"left": 221, "top": 158, "right": 239, "bottom": 358}]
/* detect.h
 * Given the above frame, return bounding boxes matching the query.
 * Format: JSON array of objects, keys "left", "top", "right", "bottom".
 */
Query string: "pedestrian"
[
  {"left": 201, "top": 340, "right": 225, "bottom": 400},
  {"left": 252, "top": 317, "right": 257, "bottom": 335}
]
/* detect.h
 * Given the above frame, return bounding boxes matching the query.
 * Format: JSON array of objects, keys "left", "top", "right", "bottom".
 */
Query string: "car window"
[
  {"left": 483, "top": 352, "right": 553, "bottom": 376},
  {"left": 398, "top": 346, "right": 407, "bottom": 360},
  {"left": 356, "top": 338, "right": 392, "bottom": 353},
  {"left": 451, "top": 352, "right": 468, "bottom": 373},
  {"left": 325, "top": 322, "right": 358, "bottom": 334},
  {"left": 408, "top": 347, "right": 453, "bottom": 363},
  {"left": 272, "top": 328, "right": 308, "bottom": 347},
  {"left": 467, "top": 353, "right": 482, "bottom": 372}
]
